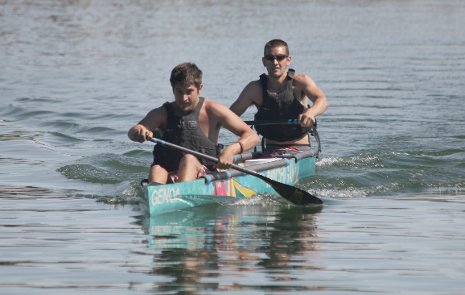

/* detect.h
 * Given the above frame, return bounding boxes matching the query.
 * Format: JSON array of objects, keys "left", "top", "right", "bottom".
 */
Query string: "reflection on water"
[{"left": 147, "top": 205, "right": 322, "bottom": 292}]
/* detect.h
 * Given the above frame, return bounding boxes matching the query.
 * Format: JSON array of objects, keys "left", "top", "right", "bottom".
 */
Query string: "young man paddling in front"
[
  {"left": 230, "top": 39, "right": 329, "bottom": 155},
  {"left": 129, "top": 62, "right": 259, "bottom": 184}
]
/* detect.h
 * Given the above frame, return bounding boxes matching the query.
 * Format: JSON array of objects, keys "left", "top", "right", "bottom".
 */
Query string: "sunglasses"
[{"left": 264, "top": 54, "right": 288, "bottom": 62}]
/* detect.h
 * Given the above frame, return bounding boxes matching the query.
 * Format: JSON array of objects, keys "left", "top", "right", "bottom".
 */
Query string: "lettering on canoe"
[{"left": 150, "top": 186, "right": 181, "bottom": 206}]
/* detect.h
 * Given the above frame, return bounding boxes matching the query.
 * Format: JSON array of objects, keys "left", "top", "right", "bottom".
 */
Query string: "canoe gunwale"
[
  {"left": 202, "top": 149, "right": 317, "bottom": 183},
  {"left": 202, "top": 158, "right": 289, "bottom": 183}
]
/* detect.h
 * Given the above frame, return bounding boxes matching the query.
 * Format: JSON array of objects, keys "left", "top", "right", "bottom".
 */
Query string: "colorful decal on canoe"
[
  {"left": 214, "top": 179, "right": 234, "bottom": 196},
  {"left": 231, "top": 179, "right": 256, "bottom": 198}
]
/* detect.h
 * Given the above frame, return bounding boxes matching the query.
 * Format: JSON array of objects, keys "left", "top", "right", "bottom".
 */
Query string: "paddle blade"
[{"left": 268, "top": 179, "right": 322, "bottom": 205}]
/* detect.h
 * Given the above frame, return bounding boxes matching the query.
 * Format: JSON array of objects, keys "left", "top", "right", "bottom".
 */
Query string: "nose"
[{"left": 182, "top": 93, "right": 190, "bottom": 103}]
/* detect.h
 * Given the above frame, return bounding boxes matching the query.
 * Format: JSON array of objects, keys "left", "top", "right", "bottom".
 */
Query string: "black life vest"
[
  {"left": 152, "top": 97, "right": 218, "bottom": 171},
  {"left": 254, "top": 69, "right": 312, "bottom": 141}
]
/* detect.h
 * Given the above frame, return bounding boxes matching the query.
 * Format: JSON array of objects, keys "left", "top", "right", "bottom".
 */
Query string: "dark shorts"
[
  {"left": 152, "top": 145, "right": 216, "bottom": 173},
  {"left": 151, "top": 145, "right": 183, "bottom": 172}
]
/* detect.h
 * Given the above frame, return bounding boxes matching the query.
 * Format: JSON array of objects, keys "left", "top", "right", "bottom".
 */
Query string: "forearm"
[
  {"left": 306, "top": 95, "right": 329, "bottom": 118},
  {"left": 299, "top": 74, "right": 329, "bottom": 118},
  {"left": 298, "top": 96, "right": 328, "bottom": 127},
  {"left": 236, "top": 130, "right": 260, "bottom": 153},
  {"left": 217, "top": 131, "right": 258, "bottom": 169},
  {"left": 222, "top": 131, "right": 259, "bottom": 156}
]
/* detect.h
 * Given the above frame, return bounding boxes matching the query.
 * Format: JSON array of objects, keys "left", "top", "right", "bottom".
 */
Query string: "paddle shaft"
[
  {"left": 150, "top": 138, "right": 263, "bottom": 177},
  {"left": 244, "top": 119, "right": 299, "bottom": 125},
  {"left": 149, "top": 137, "right": 322, "bottom": 205}
]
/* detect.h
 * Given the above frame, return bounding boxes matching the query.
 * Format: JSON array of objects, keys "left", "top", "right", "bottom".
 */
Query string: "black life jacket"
[
  {"left": 152, "top": 97, "right": 218, "bottom": 171},
  {"left": 254, "top": 69, "right": 312, "bottom": 141}
]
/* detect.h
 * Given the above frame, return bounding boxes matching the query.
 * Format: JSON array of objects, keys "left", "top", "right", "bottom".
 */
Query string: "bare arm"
[
  {"left": 295, "top": 73, "right": 329, "bottom": 127},
  {"left": 229, "top": 81, "right": 262, "bottom": 116},
  {"left": 128, "top": 106, "right": 166, "bottom": 143},
  {"left": 207, "top": 100, "right": 260, "bottom": 169}
]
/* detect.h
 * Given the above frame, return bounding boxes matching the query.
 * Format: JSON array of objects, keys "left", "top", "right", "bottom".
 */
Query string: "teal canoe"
[{"left": 143, "top": 148, "right": 318, "bottom": 216}]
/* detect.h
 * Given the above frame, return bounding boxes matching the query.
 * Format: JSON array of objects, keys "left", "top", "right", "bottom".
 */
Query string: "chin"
[
  {"left": 271, "top": 71, "right": 282, "bottom": 78},
  {"left": 182, "top": 106, "right": 194, "bottom": 113}
]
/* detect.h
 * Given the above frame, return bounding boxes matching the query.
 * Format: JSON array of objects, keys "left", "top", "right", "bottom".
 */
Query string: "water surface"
[{"left": 1, "top": 0, "right": 465, "bottom": 294}]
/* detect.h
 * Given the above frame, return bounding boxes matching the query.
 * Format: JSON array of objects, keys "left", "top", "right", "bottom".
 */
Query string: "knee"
[
  {"left": 149, "top": 165, "right": 169, "bottom": 184},
  {"left": 179, "top": 154, "right": 200, "bottom": 167}
]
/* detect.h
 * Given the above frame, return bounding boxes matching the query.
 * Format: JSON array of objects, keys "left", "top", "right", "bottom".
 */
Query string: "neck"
[
  {"left": 172, "top": 99, "right": 200, "bottom": 116},
  {"left": 267, "top": 74, "right": 287, "bottom": 92}
]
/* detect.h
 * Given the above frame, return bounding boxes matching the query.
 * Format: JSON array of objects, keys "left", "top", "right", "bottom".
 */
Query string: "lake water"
[{"left": 1, "top": 0, "right": 465, "bottom": 294}]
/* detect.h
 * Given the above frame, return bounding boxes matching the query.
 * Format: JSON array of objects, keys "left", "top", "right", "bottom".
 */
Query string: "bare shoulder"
[
  {"left": 293, "top": 72, "right": 316, "bottom": 86},
  {"left": 203, "top": 98, "right": 240, "bottom": 129},
  {"left": 204, "top": 98, "right": 230, "bottom": 114},
  {"left": 146, "top": 105, "right": 167, "bottom": 118},
  {"left": 292, "top": 72, "right": 325, "bottom": 102},
  {"left": 139, "top": 105, "right": 167, "bottom": 128},
  {"left": 238, "top": 79, "right": 262, "bottom": 104},
  {"left": 244, "top": 80, "right": 262, "bottom": 94},
  {"left": 205, "top": 98, "right": 246, "bottom": 120}
]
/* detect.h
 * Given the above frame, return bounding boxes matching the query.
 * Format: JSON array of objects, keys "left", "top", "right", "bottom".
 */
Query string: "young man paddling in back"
[
  {"left": 230, "top": 39, "right": 329, "bottom": 155},
  {"left": 129, "top": 62, "right": 259, "bottom": 184}
]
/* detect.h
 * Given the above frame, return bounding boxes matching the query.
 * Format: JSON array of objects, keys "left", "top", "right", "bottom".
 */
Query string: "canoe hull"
[{"left": 144, "top": 151, "right": 316, "bottom": 216}]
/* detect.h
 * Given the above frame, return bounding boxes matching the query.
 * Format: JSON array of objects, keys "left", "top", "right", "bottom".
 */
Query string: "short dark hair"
[
  {"left": 264, "top": 39, "right": 289, "bottom": 56},
  {"left": 170, "top": 62, "right": 203, "bottom": 89}
]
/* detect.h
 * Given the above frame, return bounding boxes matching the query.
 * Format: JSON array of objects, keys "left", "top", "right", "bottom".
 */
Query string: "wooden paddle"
[{"left": 149, "top": 137, "right": 323, "bottom": 206}]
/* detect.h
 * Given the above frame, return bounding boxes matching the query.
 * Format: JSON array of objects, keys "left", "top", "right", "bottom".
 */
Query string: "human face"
[
  {"left": 262, "top": 46, "right": 290, "bottom": 78},
  {"left": 172, "top": 83, "right": 203, "bottom": 114}
]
